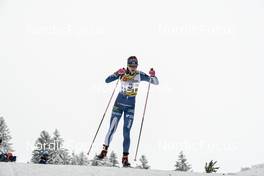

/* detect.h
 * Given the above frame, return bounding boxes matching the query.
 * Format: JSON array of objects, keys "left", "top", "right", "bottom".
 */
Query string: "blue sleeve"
[
  {"left": 140, "top": 71, "right": 159, "bottom": 85},
  {"left": 105, "top": 73, "right": 119, "bottom": 83}
]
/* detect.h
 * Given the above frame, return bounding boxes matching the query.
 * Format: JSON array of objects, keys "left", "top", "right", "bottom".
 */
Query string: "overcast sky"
[{"left": 0, "top": 0, "right": 264, "bottom": 173}]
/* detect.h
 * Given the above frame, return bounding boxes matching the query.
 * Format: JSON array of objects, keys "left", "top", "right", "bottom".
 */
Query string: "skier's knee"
[
  {"left": 112, "top": 106, "right": 122, "bottom": 113},
  {"left": 124, "top": 117, "right": 133, "bottom": 129}
]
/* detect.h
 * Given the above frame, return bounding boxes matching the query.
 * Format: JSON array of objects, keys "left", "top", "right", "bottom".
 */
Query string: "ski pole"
[
  {"left": 134, "top": 79, "right": 151, "bottom": 161},
  {"left": 87, "top": 79, "right": 120, "bottom": 157}
]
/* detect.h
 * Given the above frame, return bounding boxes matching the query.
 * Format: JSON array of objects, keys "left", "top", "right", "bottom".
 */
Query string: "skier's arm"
[
  {"left": 105, "top": 68, "right": 126, "bottom": 83},
  {"left": 105, "top": 73, "right": 119, "bottom": 83},
  {"left": 140, "top": 71, "right": 159, "bottom": 85}
]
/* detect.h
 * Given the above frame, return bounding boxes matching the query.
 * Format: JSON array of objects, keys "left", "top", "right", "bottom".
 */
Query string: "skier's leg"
[
  {"left": 123, "top": 107, "right": 135, "bottom": 154},
  {"left": 97, "top": 105, "right": 123, "bottom": 159},
  {"left": 104, "top": 105, "right": 123, "bottom": 147},
  {"left": 121, "top": 107, "right": 134, "bottom": 167}
]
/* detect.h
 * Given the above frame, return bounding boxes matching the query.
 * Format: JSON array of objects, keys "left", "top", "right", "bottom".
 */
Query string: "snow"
[
  {"left": 236, "top": 166, "right": 264, "bottom": 176},
  {"left": 0, "top": 163, "right": 263, "bottom": 176}
]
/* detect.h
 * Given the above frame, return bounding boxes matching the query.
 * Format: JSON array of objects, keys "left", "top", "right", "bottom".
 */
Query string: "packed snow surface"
[{"left": 0, "top": 163, "right": 263, "bottom": 176}]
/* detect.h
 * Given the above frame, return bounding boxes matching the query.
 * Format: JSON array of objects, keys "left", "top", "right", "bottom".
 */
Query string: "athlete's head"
[{"left": 127, "top": 56, "right": 138, "bottom": 74}]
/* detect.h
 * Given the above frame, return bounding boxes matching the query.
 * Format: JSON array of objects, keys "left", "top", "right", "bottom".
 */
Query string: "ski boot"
[
  {"left": 122, "top": 153, "right": 131, "bottom": 167},
  {"left": 96, "top": 144, "right": 108, "bottom": 160}
]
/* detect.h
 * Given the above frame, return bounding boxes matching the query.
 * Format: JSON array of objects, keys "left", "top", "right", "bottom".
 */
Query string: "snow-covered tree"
[
  {"left": 49, "top": 129, "right": 70, "bottom": 165},
  {"left": 78, "top": 152, "right": 89, "bottom": 165},
  {"left": 91, "top": 154, "right": 109, "bottom": 166},
  {"left": 136, "top": 155, "right": 150, "bottom": 169},
  {"left": 205, "top": 160, "right": 219, "bottom": 173},
  {"left": 70, "top": 152, "right": 89, "bottom": 165},
  {"left": 0, "top": 116, "right": 13, "bottom": 151},
  {"left": 31, "top": 130, "right": 52, "bottom": 164},
  {"left": 91, "top": 154, "right": 100, "bottom": 166},
  {"left": 108, "top": 151, "right": 119, "bottom": 167},
  {"left": 31, "top": 129, "right": 70, "bottom": 165},
  {"left": 71, "top": 152, "right": 78, "bottom": 165},
  {"left": 174, "top": 151, "right": 192, "bottom": 171},
  {"left": 90, "top": 154, "right": 112, "bottom": 167},
  {"left": 252, "top": 163, "right": 264, "bottom": 169}
]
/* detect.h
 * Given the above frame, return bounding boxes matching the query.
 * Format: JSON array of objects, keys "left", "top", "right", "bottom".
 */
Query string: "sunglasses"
[{"left": 128, "top": 65, "right": 138, "bottom": 68}]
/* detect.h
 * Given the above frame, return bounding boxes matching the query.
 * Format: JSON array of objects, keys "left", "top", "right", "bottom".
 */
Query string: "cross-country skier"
[{"left": 97, "top": 56, "right": 159, "bottom": 167}]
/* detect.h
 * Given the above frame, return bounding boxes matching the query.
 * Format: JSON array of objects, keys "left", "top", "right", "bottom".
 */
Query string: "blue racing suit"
[{"left": 104, "top": 70, "right": 159, "bottom": 154}]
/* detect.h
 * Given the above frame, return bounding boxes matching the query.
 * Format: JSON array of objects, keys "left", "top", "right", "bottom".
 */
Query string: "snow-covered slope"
[
  {"left": 0, "top": 163, "right": 263, "bottom": 176},
  {"left": 235, "top": 166, "right": 264, "bottom": 176}
]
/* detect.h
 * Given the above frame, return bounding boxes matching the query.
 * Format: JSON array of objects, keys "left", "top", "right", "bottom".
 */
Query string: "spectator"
[{"left": 0, "top": 138, "right": 16, "bottom": 162}]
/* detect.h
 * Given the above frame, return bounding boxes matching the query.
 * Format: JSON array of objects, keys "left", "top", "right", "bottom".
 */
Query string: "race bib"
[{"left": 120, "top": 73, "right": 140, "bottom": 96}]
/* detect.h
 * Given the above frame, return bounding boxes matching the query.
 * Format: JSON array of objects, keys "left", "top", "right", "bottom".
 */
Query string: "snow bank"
[
  {"left": 0, "top": 163, "right": 263, "bottom": 176},
  {"left": 236, "top": 165, "right": 264, "bottom": 176}
]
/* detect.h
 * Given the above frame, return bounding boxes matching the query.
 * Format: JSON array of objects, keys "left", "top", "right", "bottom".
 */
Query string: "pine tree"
[
  {"left": 139, "top": 155, "right": 150, "bottom": 169},
  {"left": 91, "top": 154, "right": 109, "bottom": 166},
  {"left": 77, "top": 152, "right": 89, "bottom": 165},
  {"left": 70, "top": 152, "right": 89, "bottom": 165},
  {"left": 31, "top": 129, "right": 70, "bottom": 165},
  {"left": 90, "top": 154, "right": 112, "bottom": 167},
  {"left": 91, "top": 154, "right": 100, "bottom": 166},
  {"left": 31, "top": 130, "right": 52, "bottom": 164},
  {"left": 0, "top": 116, "right": 13, "bottom": 151},
  {"left": 136, "top": 155, "right": 150, "bottom": 169},
  {"left": 205, "top": 160, "right": 220, "bottom": 173},
  {"left": 108, "top": 151, "right": 119, "bottom": 167},
  {"left": 49, "top": 129, "right": 70, "bottom": 165},
  {"left": 71, "top": 152, "right": 78, "bottom": 165},
  {"left": 174, "top": 151, "right": 192, "bottom": 171}
]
